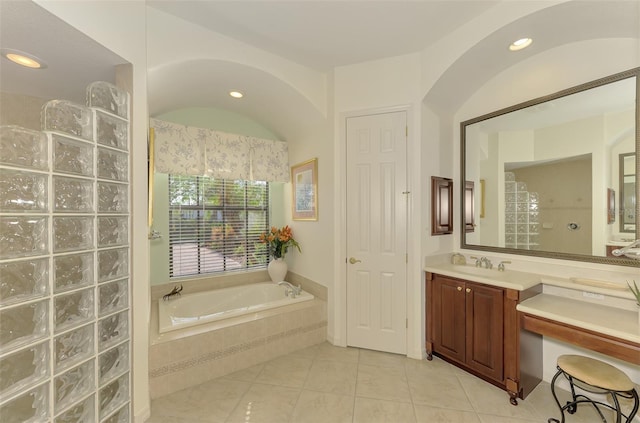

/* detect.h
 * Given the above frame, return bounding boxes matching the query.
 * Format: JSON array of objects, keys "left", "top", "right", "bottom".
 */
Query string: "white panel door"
[{"left": 346, "top": 111, "right": 407, "bottom": 354}]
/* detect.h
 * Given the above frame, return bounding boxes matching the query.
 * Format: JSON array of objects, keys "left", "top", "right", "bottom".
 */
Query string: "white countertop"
[
  {"left": 517, "top": 294, "right": 640, "bottom": 344},
  {"left": 424, "top": 263, "right": 542, "bottom": 291}
]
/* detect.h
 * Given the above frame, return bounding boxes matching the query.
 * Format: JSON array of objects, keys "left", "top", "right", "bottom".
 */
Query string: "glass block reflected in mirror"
[
  {"left": 53, "top": 176, "right": 94, "bottom": 213},
  {"left": 54, "top": 394, "right": 95, "bottom": 423},
  {"left": 0, "top": 216, "right": 48, "bottom": 259},
  {"left": 54, "top": 253, "right": 93, "bottom": 293},
  {"left": 95, "top": 110, "right": 128, "bottom": 151},
  {"left": 0, "top": 258, "right": 48, "bottom": 306},
  {"left": 98, "top": 373, "right": 129, "bottom": 419},
  {"left": 0, "top": 300, "right": 48, "bottom": 354},
  {"left": 42, "top": 100, "right": 93, "bottom": 141},
  {"left": 98, "top": 217, "right": 128, "bottom": 248},
  {"left": 0, "top": 125, "right": 48, "bottom": 170},
  {"left": 87, "top": 81, "right": 129, "bottom": 119},
  {"left": 99, "top": 279, "right": 128, "bottom": 316},
  {"left": 54, "top": 288, "right": 94, "bottom": 333},
  {"left": 51, "top": 133, "right": 94, "bottom": 177},
  {"left": 0, "top": 169, "right": 48, "bottom": 212},
  {"left": 99, "top": 342, "right": 129, "bottom": 383},
  {"left": 98, "top": 248, "right": 129, "bottom": 283},
  {"left": 101, "top": 404, "right": 129, "bottom": 423},
  {"left": 0, "top": 382, "right": 49, "bottom": 423},
  {"left": 97, "top": 147, "right": 128, "bottom": 182},
  {"left": 0, "top": 341, "right": 49, "bottom": 399},
  {"left": 98, "top": 311, "right": 128, "bottom": 350},
  {"left": 98, "top": 182, "right": 128, "bottom": 213},
  {"left": 54, "top": 324, "right": 94, "bottom": 373},
  {"left": 53, "top": 216, "right": 94, "bottom": 253},
  {"left": 54, "top": 359, "right": 95, "bottom": 414}
]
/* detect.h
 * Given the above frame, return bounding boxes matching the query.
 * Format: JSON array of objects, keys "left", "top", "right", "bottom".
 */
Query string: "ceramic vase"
[{"left": 268, "top": 258, "right": 287, "bottom": 283}]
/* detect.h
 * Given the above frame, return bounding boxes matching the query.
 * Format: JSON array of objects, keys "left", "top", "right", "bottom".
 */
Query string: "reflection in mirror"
[
  {"left": 462, "top": 68, "right": 639, "bottom": 267},
  {"left": 620, "top": 152, "right": 636, "bottom": 233}
]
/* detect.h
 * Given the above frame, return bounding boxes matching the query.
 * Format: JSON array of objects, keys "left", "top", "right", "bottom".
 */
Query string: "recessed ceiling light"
[
  {"left": 229, "top": 91, "right": 243, "bottom": 98},
  {"left": 1, "top": 48, "right": 47, "bottom": 69},
  {"left": 509, "top": 38, "right": 533, "bottom": 51}
]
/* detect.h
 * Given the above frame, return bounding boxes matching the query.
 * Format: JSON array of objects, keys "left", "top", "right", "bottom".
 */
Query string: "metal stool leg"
[{"left": 548, "top": 367, "right": 565, "bottom": 423}]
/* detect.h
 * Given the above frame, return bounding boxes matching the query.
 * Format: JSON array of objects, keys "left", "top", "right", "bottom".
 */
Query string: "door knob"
[
  {"left": 457, "top": 286, "right": 462, "bottom": 291},
  {"left": 349, "top": 257, "right": 361, "bottom": 264},
  {"left": 466, "top": 288, "right": 472, "bottom": 293}
]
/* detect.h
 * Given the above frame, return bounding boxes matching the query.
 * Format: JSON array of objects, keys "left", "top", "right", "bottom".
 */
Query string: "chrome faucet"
[
  {"left": 612, "top": 239, "right": 640, "bottom": 260},
  {"left": 278, "top": 281, "right": 302, "bottom": 298},
  {"left": 479, "top": 257, "right": 493, "bottom": 269},
  {"left": 497, "top": 261, "right": 511, "bottom": 272}
]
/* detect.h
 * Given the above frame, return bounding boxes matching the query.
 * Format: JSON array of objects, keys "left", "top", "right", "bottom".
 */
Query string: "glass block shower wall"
[
  {"left": 0, "top": 82, "right": 131, "bottom": 423},
  {"left": 505, "top": 171, "right": 540, "bottom": 250}
]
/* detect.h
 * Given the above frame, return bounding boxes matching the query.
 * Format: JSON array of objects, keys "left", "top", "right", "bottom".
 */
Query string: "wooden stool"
[{"left": 548, "top": 355, "right": 639, "bottom": 423}]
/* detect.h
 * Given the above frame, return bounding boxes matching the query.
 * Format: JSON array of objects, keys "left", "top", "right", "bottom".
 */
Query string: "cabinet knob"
[
  {"left": 457, "top": 286, "right": 462, "bottom": 291},
  {"left": 466, "top": 288, "right": 472, "bottom": 293}
]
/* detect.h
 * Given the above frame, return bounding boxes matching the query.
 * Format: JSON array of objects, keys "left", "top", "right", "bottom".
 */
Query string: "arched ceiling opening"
[
  {"left": 148, "top": 59, "right": 325, "bottom": 141},
  {"left": 424, "top": 1, "right": 640, "bottom": 117}
]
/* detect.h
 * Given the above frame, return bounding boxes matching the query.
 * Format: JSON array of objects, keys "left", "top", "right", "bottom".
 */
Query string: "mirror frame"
[{"left": 460, "top": 67, "right": 640, "bottom": 267}]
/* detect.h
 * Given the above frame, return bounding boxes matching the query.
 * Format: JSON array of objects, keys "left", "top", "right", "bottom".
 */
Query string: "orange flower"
[{"left": 259, "top": 225, "right": 301, "bottom": 259}]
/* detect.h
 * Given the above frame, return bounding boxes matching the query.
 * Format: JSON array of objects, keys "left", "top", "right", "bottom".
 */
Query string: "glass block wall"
[
  {"left": 505, "top": 171, "right": 539, "bottom": 250},
  {"left": 0, "top": 82, "right": 131, "bottom": 422}
]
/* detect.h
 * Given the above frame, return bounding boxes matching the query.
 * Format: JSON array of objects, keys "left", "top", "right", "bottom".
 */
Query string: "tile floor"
[{"left": 148, "top": 342, "right": 633, "bottom": 423}]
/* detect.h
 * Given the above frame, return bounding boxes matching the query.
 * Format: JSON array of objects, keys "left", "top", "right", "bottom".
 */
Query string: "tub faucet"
[{"left": 278, "top": 281, "right": 302, "bottom": 298}]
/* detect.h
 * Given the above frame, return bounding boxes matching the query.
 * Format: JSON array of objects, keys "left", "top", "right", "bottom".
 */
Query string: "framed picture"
[{"left": 291, "top": 158, "right": 318, "bottom": 221}]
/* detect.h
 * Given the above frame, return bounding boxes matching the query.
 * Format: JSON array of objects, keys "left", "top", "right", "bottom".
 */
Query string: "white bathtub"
[{"left": 158, "top": 282, "right": 314, "bottom": 333}]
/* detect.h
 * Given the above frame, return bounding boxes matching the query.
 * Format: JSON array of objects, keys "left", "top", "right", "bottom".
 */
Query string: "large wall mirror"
[{"left": 461, "top": 68, "right": 639, "bottom": 267}]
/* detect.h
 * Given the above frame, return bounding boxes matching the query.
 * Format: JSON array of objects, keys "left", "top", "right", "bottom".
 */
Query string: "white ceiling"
[
  {"left": 0, "top": 0, "right": 127, "bottom": 105},
  {"left": 2, "top": 1, "right": 639, "bottom": 137},
  {"left": 147, "top": 0, "right": 499, "bottom": 71}
]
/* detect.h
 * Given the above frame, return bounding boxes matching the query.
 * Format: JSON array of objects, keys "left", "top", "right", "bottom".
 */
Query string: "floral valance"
[{"left": 150, "top": 118, "right": 290, "bottom": 182}]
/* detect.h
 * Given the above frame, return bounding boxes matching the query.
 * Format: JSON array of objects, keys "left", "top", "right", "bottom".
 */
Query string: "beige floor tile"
[
  {"left": 290, "top": 390, "right": 355, "bottom": 423},
  {"left": 226, "top": 383, "right": 300, "bottom": 423},
  {"left": 356, "top": 363, "right": 412, "bottom": 403},
  {"left": 477, "top": 414, "right": 539, "bottom": 423},
  {"left": 353, "top": 397, "right": 416, "bottom": 423},
  {"left": 407, "top": 370, "right": 474, "bottom": 411},
  {"left": 223, "top": 363, "right": 265, "bottom": 382},
  {"left": 314, "top": 342, "right": 360, "bottom": 363},
  {"left": 146, "top": 415, "right": 209, "bottom": 423},
  {"left": 304, "top": 359, "right": 358, "bottom": 395},
  {"left": 150, "top": 378, "right": 250, "bottom": 422},
  {"left": 255, "top": 355, "right": 313, "bottom": 388},
  {"left": 294, "top": 343, "right": 321, "bottom": 359},
  {"left": 359, "top": 348, "right": 407, "bottom": 369},
  {"left": 404, "top": 355, "right": 456, "bottom": 376},
  {"left": 413, "top": 404, "right": 481, "bottom": 423},
  {"left": 457, "top": 373, "right": 540, "bottom": 420}
]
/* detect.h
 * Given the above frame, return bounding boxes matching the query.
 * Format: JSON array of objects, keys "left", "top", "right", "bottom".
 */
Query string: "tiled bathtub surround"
[{"left": 149, "top": 276, "right": 327, "bottom": 399}]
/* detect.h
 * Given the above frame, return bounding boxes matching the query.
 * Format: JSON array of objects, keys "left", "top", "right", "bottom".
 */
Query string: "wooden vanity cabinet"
[{"left": 426, "top": 272, "right": 542, "bottom": 405}]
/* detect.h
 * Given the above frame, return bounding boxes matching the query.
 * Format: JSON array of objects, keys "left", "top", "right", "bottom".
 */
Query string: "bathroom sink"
[{"left": 448, "top": 264, "right": 540, "bottom": 288}]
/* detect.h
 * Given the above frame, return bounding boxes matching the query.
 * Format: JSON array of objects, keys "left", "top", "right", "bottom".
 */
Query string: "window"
[{"left": 168, "top": 175, "right": 269, "bottom": 278}]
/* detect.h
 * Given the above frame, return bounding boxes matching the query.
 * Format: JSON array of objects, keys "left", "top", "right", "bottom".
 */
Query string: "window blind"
[{"left": 168, "top": 175, "right": 269, "bottom": 278}]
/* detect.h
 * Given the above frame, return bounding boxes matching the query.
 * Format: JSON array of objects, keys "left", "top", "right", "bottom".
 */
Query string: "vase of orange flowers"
[{"left": 259, "top": 225, "right": 301, "bottom": 282}]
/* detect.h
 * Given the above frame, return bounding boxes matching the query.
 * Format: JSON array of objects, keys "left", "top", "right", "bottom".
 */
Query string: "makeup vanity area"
[
  {"left": 423, "top": 258, "right": 639, "bottom": 405},
  {"left": 425, "top": 68, "right": 640, "bottom": 405}
]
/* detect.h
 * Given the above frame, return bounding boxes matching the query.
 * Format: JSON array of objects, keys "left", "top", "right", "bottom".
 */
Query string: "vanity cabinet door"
[
  {"left": 465, "top": 283, "right": 504, "bottom": 382},
  {"left": 432, "top": 276, "right": 466, "bottom": 364}
]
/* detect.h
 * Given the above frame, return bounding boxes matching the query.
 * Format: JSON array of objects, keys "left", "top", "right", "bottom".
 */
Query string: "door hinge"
[
  {"left": 406, "top": 253, "right": 408, "bottom": 264},
  {"left": 405, "top": 126, "right": 408, "bottom": 137},
  {"left": 406, "top": 318, "right": 408, "bottom": 328}
]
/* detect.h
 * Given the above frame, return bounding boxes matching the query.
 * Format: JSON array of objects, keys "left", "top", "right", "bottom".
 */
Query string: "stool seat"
[{"left": 557, "top": 355, "right": 635, "bottom": 392}]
